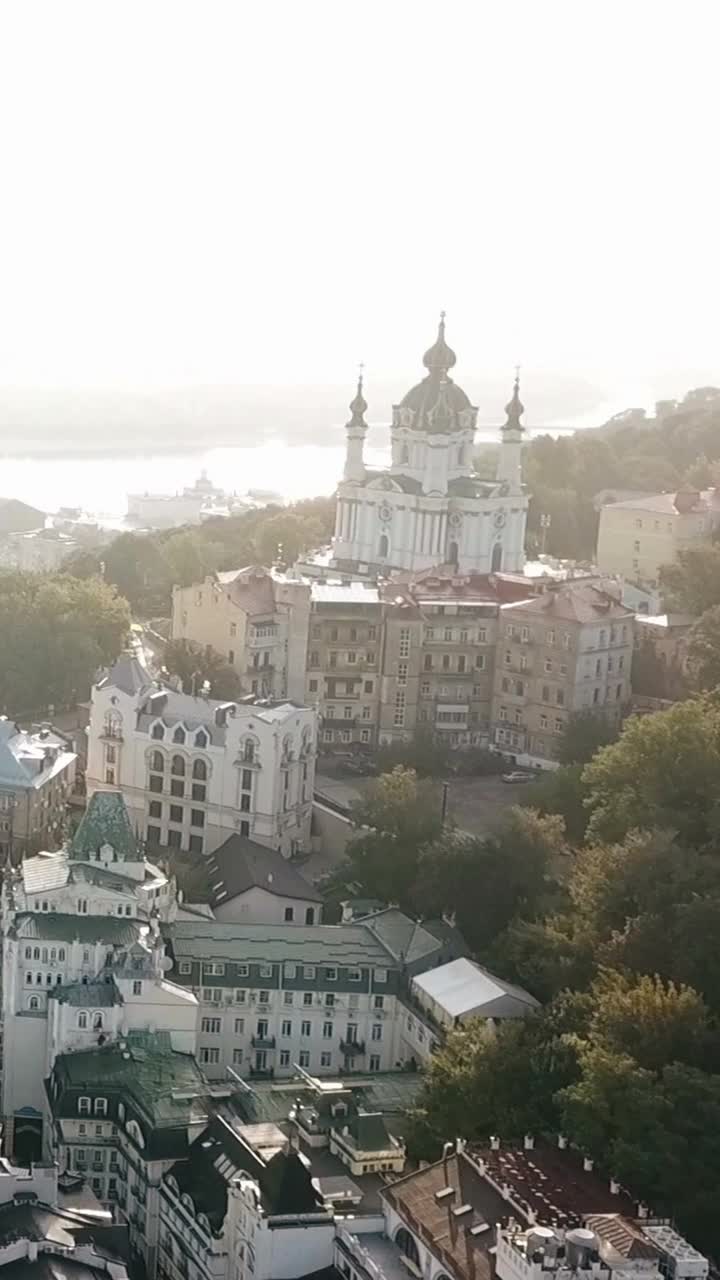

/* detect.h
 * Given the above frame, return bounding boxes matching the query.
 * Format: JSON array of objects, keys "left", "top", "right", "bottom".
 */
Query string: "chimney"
[
  {"left": 610, "top": 1178, "right": 620, "bottom": 1195},
  {"left": 558, "top": 1135, "right": 568, "bottom": 1149},
  {"left": 490, "top": 1136, "right": 500, "bottom": 1150},
  {"left": 637, "top": 1203, "right": 649, "bottom": 1220},
  {"left": 583, "top": 1157, "right": 594, "bottom": 1173},
  {"left": 524, "top": 1134, "right": 535, "bottom": 1150}
]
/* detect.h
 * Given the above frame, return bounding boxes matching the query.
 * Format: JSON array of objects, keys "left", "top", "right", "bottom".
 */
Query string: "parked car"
[{"left": 501, "top": 770, "right": 535, "bottom": 784}]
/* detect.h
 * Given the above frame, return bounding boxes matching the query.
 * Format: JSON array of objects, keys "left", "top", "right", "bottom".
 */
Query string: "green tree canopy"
[
  {"left": 557, "top": 711, "right": 618, "bottom": 766},
  {"left": 687, "top": 605, "right": 720, "bottom": 690},
  {"left": 163, "top": 638, "right": 242, "bottom": 700},
  {"left": 344, "top": 767, "right": 445, "bottom": 906},
  {"left": 659, "top": 544, "right": 720, "bottom": 615}
]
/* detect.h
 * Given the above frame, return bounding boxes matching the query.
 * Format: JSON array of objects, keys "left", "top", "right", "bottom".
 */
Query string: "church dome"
[{"left": 396, "top": 315, "right": 475, "bottom": 434}]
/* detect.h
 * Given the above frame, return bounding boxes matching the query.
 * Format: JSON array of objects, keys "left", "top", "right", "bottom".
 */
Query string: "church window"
[{"left": 378, "top": 534, "right": 389, "bottom": 559}]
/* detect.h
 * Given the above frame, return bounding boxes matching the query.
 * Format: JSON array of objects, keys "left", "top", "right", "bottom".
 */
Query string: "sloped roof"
[
  {"left": 413, "top": 957, "right": 539, "bottom": 1020},
  {"left": 15, "top": 914, "right": 140, "bottom": 946},
  {"left": 362, "top": 909, "right": 442, "bottom": 965},
  {"left": 345, "top": 1111, "right": 393, "bottom": 1152},
  {"left": 207, "top": 835, "right": 322, "bottom": 908},
  {"left": 50, "top": 980, "right": 122, "bottom": 1009},
  {"left": 98, "top": 653, "right": 153, "bottom": 696},
  {"left": 600, "top": 489, "right": 713, "bottom": 514},
  {"left": 168, "top": 920, "right": 395, "bottom": 967},
  {"left": 70, "top": 792, "right": 139, "bottom": 862},
  {"left": 501, "top": 583, "right": 634, "bottom": 624}
]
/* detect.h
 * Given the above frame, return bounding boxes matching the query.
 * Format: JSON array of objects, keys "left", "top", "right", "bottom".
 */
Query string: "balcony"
[
  {"left": 247, "top": 662, "right": 275, "bottom": 675},
  {"left": 340, "top": 1039, "right": 366, "bottom": 1056},
  {"left": 249, "top": 1066, "right": 275, "bottom": 1079},
  {"left": 247, "top": 630, "right": 279, "bottom": 648},
  {"left": 251, "top": 1034, "right": 276, "bottom": 1049}
]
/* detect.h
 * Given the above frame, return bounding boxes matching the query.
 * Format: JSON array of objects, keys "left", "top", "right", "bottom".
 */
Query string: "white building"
[
  {"left": 1, "top": 790, "right": 197, "bottom": 1165},
  {"left": 87, "top": 653, "right": 317, "bottom": 858},
  {"left": 332, "top": 317, "right": 528, "bottom": 577}
]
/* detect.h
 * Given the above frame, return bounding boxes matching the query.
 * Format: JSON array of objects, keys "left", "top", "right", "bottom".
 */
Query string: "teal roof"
[
  {"left": 51, "top": 979, "right": 122, "bottom": 1008},
  {"left": 347, "top": 1111, "right": 393, "bottom": 1151},
  {"left": 15, "top": 913, "right": 140, "bottom": 945},
  {"left": 53, "top": 1031, "right": 206, "bottom": 1125},
  {"left": 71, "top": 792, "right": 139, "bottom": 862}
]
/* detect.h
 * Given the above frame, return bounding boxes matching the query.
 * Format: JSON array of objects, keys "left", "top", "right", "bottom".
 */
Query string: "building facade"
[
  {"left": 332, "top": 318, "right": 528, "bottom": 577},
  {"left": 596, "top": 486, "right": 720, "bottom": 587},
  {"left": 172, "top": 567, "right": 311, "bottom": 704},
  {"left": 490, "top": 584, "right": 635, "bottom": 767},
  {"left": 0, "top": 720, "right": 76, "bottom": 861},
  {"left": 87, "top": 653, "right": 317, "bottom": 858}
]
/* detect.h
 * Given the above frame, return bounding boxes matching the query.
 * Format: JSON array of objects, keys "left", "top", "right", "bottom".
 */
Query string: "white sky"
[{"left": 0, "top": 0, "right": 717, "bottom": 395}]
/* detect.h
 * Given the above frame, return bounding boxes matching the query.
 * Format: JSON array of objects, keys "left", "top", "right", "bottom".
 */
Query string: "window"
[
  {"left": 458, "top": 655, "right": 466, "bottom": 673},
  {"left": 202, "top": 1017, "right": 221, "bottom": 1034},
  {"left": 284, "top": 906, "right": 294, "bottom": 922},
  {"left": 232, "top": 1049, "right": 243, "bottom": 1065},
  {"left": 323, "top": 1021, "right": 333, "bottom": 1038},
  {"left": 475, "top": 654, "right": 485, "bottom": 671},
  {"left": 234, "top": 1017, "right": 245, "bottom": 1034},
  {"left": 259, "top": 965, "right": 272, "bottom": 978},
  {"left": 556, "top": 689, "right": 565, "bottom": 706},
  {"left": 372, "top": 1023, "right": 383, "bottom": 1041},
  {"left": 373, "top": 994, "right": 384, "bottom": 1009},
  {"left": 28, "top": 995, "right": 40, "bottom": 1010},
  {"left": 204, "top": 962, "right": 226, "bottom": 976},
  {"left": 348, "top": 968, "right": 361, "bottom": 982},
  {"left": 284, "top": 990, "right": 294, "bottom": 1005},
  {"left": 148, "top": 800, "right": 162, "bottom": 820},
  {"left": 375, "top": 968, "right": 387, "bottom": 984},
  {"left": 361, "top": 728, "right": 371, "bottom": 743},
  {"left": 397, "top": 661, "right": 408, "bottom": 686},
  {"left": 343, "top": 706, "right": 352, "bottom": 720},
  {"left": 79, "top": 1097, "right": 91, "bottom": 1115},
  {"left": 240, "top": 793, "right": 251, "bottom": 812},
  {"left": 189, "top": 834, "right": 204, "bottom": 854},
  {"left": 78, "top": 898, "right": 88, "bottom": 914},
  {"left": 555, "top": 718, "right": 564, "bottom": 733},
  {"left": 325, "top": 966, "right": 337, "bottom": 982},
  {"left": 151, "top": 723, "right": 164, "bottom": 741},
  {"left": 149, "top": 775, "right": 163, "bottom": 794},
  {"left": 393, "top": 690, "right": 406, "bottom": 727},
  {"left": 202, "top": 987, "right": 222, "bottom": 1003},
  {"left": 94, "top": 1098, "right": 107, "bottom": 1116},
  {"left": 304, "top": 965, "right": 316, "bottom": 979},
  {"left": 320, "top": 1051, "right": 332, "bottom": 1068},
  {"left": 364, "top": 679, "right": 374, "bottom": 694},
  {"left": 199, "top": 1048, "right": 220, "bottom": 1065},
  {"left": 299, "top": 1050, "right": 310, "bottom": 1068},
  {"left": 399, "top": 628, "right": 410, "bottom": 658},
  {"left": 241, "top": 768, "right": 253, "bottom": 790},
  {"left": 195, "top": 729, "right": 209, "bottom": 748},
  {"left": 325, "top": 992, "right": 335, "bottom": 1007},
  {"left": 240, "top": 820, "right": 250, "bottom": 837},
  {"left": 309, "top": 679, "right": 318, "bottom": 693},
  {"left": 169, "top": 804, "right": 183, "bottom": 824},
  {"left": 280, "top": 1050, "right": 291, "bottom": 1067},
  {"left": 547, "top": 629, "right": 555, "bottom": 645},
  {"left": 301, "top": 1020, "right": 311, "bottom": 1037},
  {"left": 442, "top": 654, "right": 450, "bottom": 671},
  {"left": 258, "top": 990, "right": 270, "bottom": 1004},
  {"left": 540, "top": 714, "right": 548, "bottom": 730},
  {"left": 593, "top": 687, "right": 600, "bottom": 704},
  {"left": 303, "top": 991, "right": 313, "bottom": 1005},
  {"left": 78, "top": 1011, "right": 88, "bottom": 1029},
  {"left": 243, "top": 740, "right": 255, "bottom": 763},
  {"left": 173, "top": 726, "right": 186, "bottom": 744},
  {"left": 281, "top": 1020, "right": 292, "bottom": 1037},
  {"left": 309, "top": 651, "right": 320, "bottom": 668},
  {"left": 235, "top": 989, "right": 247, "bottom": 1003},
  {"left": 617, "top": 683, "right": 623, "bottom": 700}
]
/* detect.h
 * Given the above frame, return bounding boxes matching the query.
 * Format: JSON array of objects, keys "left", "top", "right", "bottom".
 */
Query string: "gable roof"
[
  {"left": 362, "top": 908, "right": 443, "bottom": 965},
  {"left": 70, "top": 792, "right": 139, "bottom": 863},
  {"left": 207, "top": 835, "right": 322, "bottom": 908},
  {"left": 413, "top": 957, "right": 539, "bottom": 1020},
  {"left": 97, "top": 654, "right": 153, "bottom": 697}
]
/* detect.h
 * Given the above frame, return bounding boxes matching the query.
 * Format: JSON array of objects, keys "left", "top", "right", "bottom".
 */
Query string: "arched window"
[
  {"left": 243, "top": 741, "right": 255, "bottom": 764},
  {"left": 192, "top": 759, "right": 207, "bottom": 781},
  {"left": 104, "top": 710, "right": 123, "bottom": 739},
  {"left": 24, "top": 946, "right": 32, "bottom": 960},
  {"left": 171, "top": 755, "right": 186, "bottom": 777},
  {"left": 25, "top": 972, "right": 33, "bottom": 985},
  {"left": 491, "top": 542, "right": 503, "bottom": 572},
  {"left": 50, "top": 949, "right": 56, "bottom": 962},
  {"left": 448, "top": 540, "right": 459, "bottom": 567},
  {"left": 195, "top": 729, "right": 208, "bottom": 748},
  {"left": 395, "top": 1229, "right": 420, "bottom": 1268},
  {"left": 151, "top": 722, "right": 165, "bottom": 740},
  {"left": 173, "top": 726, "right": 186, "bottom": 744},
  {"left": 378, "top": 533, "right": 389, "bottom": 558},
  {"left": 46, "top": 973, "right": 53, "bottom": 985},
  {"left": 28, "top": 996, "right": 40, "bottom": 1011},
  {"left": 58, "top": 949, "right": 65, "bottom": 962},
  {"left": 33, "top": 947, "right": 40, "bottom": 960},
  {"left": 41, "top": 948, "right": 48, "bottom": 963},
  {"left": 93, "top": 1013, "right": 104, "bottom": 1030},
  {"left": 78, "top": 1011, "right": 88, "bottom": 1029},
  {"left": 56, "top": 973, "right": 62, "bottom": 985},
  {"left": 150, "top": 751, "right": 164, "bottom": 773},
  {"left": 36, "top": 973, "right": 43, "bottom": 985}
]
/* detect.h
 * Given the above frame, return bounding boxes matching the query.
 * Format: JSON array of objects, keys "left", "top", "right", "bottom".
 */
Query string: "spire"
[
  {"left": 346, "top": 363, "right": 368, "bottom": 429},
  {"left": 503, "top": 366, "right": 525, "bottom": 432},
  {"left": 423, "top": 311, "right": 457, "bottom": 375}
]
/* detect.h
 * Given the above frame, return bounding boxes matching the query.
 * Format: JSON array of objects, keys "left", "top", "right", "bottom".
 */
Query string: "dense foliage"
[
  {"left": 497, "top": 387, "right": 720, "bottom": 559},
  {"left": 163, "top": 638, "right": 242, "bottom": 700},
  {"left": 0, "top": 571, "right": 130, "bottom": 714},
  {"left": 65, "top": 496, "right": 335, "bottom": 615}
]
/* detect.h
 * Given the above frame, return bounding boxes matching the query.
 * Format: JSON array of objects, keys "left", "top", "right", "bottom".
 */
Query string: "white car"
[{"left": 502, "top": 770, "right": 535, "bottom": 784}]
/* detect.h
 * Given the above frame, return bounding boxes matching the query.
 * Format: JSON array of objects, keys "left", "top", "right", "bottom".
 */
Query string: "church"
[{"left": 331, "top": 316, "right": 529, "bottom": 575}]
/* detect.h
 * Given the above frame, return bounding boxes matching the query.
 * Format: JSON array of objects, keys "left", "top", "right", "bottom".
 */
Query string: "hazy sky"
[{"left": 0, "top": 0, "right": 717, "bottom": 401}]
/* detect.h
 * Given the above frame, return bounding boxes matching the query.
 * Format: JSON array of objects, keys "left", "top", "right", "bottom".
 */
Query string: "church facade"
[{"left": 332, "top": 317, "right": 529, "bottom": 576}]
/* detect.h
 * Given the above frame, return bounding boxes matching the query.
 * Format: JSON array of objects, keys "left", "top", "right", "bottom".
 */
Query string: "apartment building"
[
  {"left": 172, "top": 566, "right": 310, "bottom": 702},
  {"left": 491, "top": 584, "right": 634, "bottom": 767},
  {"left": 596, "top": 485, "right": 720, "bottom": 587},
  {"left": 0, "top": 719, "right": 76, "bottom": 861},
  {"left": 87, "top": 652, "right": 317, "bottom": 858},
  {"left": 166, "top": 908, "right": 462, "bottom": 1082},
  {"left": 0, "top": 790, "right": 194, "bottom": 1165},
  {"left": 306, "top": 583, "right": 383, "bottom": 750}
]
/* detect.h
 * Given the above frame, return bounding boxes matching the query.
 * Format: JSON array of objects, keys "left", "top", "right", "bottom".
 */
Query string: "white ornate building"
[{"left": 332, "top": 316, "right": 529, "bottom": 575}]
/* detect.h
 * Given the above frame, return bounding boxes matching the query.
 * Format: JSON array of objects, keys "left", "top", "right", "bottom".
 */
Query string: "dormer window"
[
  {"left": 195, "top": 729, "right": 208, "bottom": 748},
  {"left": 173, "top": 726, "right": 186, "bottom": 744},
  {"left": 94, "top": 1098, "right": 108, "bottom": 1116},
  {"left": 151, "top": 723, "right": 165, "bottom": 741},
  {"left": 78, "top": 1097, "right": 91, "bottom": 1115}
]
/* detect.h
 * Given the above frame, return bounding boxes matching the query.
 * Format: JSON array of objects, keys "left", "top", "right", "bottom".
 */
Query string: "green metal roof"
[
  {"left": 70, "top": 792, "right": 139, "bottom": 863},
  {"left": 53, "top": 1032, "right": 206, "bottom": 1125},
  {"left": 16, "top": 913, "right": 140, "bottom": 945},
  {"left": 167, "top": 920, "right": 396, "bottom": 967},
  {"left": 50, "top": 980, "right": 122, "bottom": 1008}
]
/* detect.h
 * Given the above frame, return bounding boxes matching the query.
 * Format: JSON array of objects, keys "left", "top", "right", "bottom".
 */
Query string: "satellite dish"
[{"left": 160, "top": 956, "right": 173, "bottom": 972}]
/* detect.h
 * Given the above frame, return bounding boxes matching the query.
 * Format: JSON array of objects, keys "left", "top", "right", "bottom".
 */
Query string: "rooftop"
[
  {"left": 70, "top": 792, "right": 140, "bottom": 863},
  {"left": 168, "top": 920, "right": 398, "bottom": 967},
  {"left": 14, "top": 914, "right": 141, "bottom": 946},
  {"left": 469, "top": 1141, "right": 636, "bottom": 1226},
  {"left": 362, "top": 909, "right": 447, "bottom": 966},
  {"left": 0, "top": 720, "right": 76, "bottom": 792},
  {"left": 311, "top": 582, "right": 381, "bottom": 605},
  {"left": 412, "top": 957, "right": 539, "bottom": 1021},
  {"left": 600, "top": 488, "right": 715, "bottom": 515},
  {"left": 501, "top": 584, "right": 634, "bottom": 624},
  {"left": 207, "top": 835, "right": 322, "bottom": 908}
]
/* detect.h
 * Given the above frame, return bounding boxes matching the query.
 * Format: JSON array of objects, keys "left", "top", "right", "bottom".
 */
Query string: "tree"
[
  {"left": 582, "top": 699, "right": 720, "bottom": 845},
  {"left": 163, "top": 639, "right": 241, "bottom": 700},
  {"left": 659, "top": 544, "right": 720, "bottom": 614},
  {"left": 414, "top": 808, "right": 566, "bottom": 955},
  {"left": 0, "top": 572, "right": 130, "bottom": 713},
  {"left": 587, "top": 970, "right": 712, "bottom": 1073},
  {"left": 344, "top": 767, "right": 445, "bottom": 907},
  {"left": 557, "top": 711, "right": 618, "bottom": 766},
  {"left": 687, "top": 605, "right": 720, "bottom": 690},
  {"left": 524, "top": 764, "right": 590, "bottom": 844}
]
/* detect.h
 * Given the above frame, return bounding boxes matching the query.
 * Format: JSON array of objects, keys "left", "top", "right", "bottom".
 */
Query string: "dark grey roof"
[
  {"left": 362, "top": 909, "right": 443, "bottom": 965},
  {"left": 167, "top": 920, "right": 395, "bottom": 967},
  {"left": 207, "top": 835, "right": 322, "bottom": 908},
  {"left": 50, "top": 980, "right": 122, "bottom": 1009},
  {"left": 98, "top": 654, "right": 153, "bottom": 697},
  {"left": 15, "top": 914, "right": 140, "bottom": 946}
]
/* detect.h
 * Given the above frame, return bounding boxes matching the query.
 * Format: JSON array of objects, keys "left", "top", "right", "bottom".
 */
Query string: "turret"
[
  {"left": 343, "top": 368, "right": 368, "bottom": 482},
  {"left": 496, "top": 369, "right": 525, "bottom": 495}
]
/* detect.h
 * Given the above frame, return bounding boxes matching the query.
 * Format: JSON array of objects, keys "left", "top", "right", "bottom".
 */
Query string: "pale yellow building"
[
  {"left": 596, "top": 487, "right": 720, "bottom": 587},
  {"left": 490, "top": 583, "right": 634, "bottom": 767}
]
